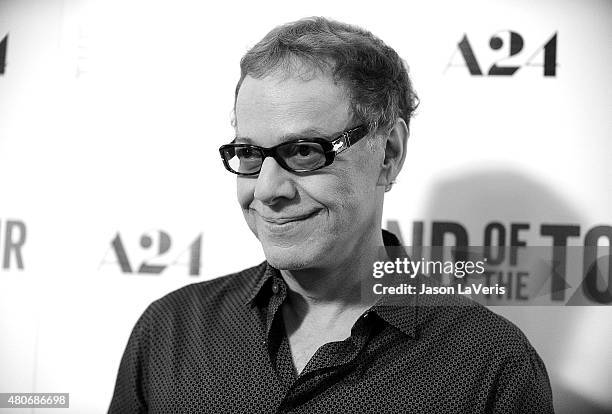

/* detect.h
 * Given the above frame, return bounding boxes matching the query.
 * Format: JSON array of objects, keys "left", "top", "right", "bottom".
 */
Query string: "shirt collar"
[
  {"left": 244, "top": 229, "right": 418, "bottom": 338},
  {"left": 244, "top": 262, "right": 279, "bottom": 306},
  {"left": 372, "top": 229, "right": 417, "bottom": 338},
  {"left": 371, "top": 296, "right": 417, "bottom": 338}
]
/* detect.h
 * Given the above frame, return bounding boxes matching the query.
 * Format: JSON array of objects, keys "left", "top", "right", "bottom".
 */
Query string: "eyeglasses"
[{"left": 219, "top": 125, "right": 369, "bottom": 176}]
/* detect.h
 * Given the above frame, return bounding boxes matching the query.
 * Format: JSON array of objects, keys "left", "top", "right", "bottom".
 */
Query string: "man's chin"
[{"left": 261, "top": 244, "right": 318, "bottom": 270}]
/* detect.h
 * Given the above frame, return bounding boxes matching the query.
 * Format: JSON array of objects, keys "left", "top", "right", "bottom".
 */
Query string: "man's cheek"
[
  {"left": 236, "top": 181, "right": 255, "bottom": 209},
  {"left": 242, "top": 209, "right": 259, "bottom": 238}
]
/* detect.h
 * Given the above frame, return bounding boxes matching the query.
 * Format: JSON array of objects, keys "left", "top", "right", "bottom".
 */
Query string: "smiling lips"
[{"left": 258, "top": 210, "right": 320, "bottom": 225}]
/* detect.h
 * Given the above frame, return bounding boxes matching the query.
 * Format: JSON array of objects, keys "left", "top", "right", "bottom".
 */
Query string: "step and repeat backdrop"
[{"left": 1, "top": 0, "right": 611, "bottom": 412}]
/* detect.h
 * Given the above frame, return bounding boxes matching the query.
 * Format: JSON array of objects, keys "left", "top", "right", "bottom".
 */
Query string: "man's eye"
[
  {"left": 296, "top": 145, "right": 312, "bottom": 157},
  {"left": 288, "top": 143, "right": 322, "bottom": 158},
  {"left": 236, "top": 147, "right": 255, "bottom": 158}
]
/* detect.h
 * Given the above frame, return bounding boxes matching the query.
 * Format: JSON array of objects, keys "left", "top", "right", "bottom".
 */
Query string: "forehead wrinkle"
[
  {"left": 243, "top": 86, "right": 345, "bottom": 113},
  {"left": 236, "top": 93, "right": 350, "bottom": 140}
]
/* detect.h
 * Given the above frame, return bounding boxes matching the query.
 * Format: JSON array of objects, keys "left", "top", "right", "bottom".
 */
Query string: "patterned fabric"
[{"left": 109, "top": 231, "right": 554, "bottom": 413}]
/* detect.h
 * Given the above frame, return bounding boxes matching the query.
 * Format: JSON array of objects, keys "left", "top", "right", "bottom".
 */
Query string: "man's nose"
[{"left": 253, "top": 157, "right": 297, "bottom": 205}]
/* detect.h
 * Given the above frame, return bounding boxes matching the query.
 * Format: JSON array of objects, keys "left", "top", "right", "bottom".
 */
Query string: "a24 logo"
[
  {"left": 445, "top": 31, "right": 557, "bottom": 76},
  {"left": 100, "top": 230, "right": 202, "bottom": 276},
  {"left": 0, "top": 33, "right": 8, "bottom": 75}
]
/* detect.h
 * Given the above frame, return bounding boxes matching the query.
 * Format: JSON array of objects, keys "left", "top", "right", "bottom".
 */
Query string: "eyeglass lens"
[{"left": 223, "top": 142, "right": 327, "bottom": 174}]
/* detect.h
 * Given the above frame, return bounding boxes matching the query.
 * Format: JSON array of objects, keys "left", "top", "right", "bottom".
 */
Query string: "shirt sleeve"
[
  {"left": 108, "top": 305, "right": 153, "bottom": 414},
  {"left": 491, "top": 345, "right": 555, "bottom": 414}
]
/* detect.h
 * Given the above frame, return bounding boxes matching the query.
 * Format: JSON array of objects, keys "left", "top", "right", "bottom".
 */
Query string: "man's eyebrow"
[
  {"left": 233, "top": 137, "right": 254, "bottom": 144},
  {"left": 282, "top": 127, "right": 333, "bottom": 140},
  {"left": 234, "top": 127, "right": 337, "bottom": 144}
]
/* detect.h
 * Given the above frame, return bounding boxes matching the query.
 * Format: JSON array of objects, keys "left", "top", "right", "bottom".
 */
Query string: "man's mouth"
[{"left": 258, "top": 210, "right": 320, "bottom": 225}]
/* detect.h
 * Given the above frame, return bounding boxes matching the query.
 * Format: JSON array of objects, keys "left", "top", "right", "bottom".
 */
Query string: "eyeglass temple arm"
[
  {"left": 331, "top": 125, "right": 369, "bottom": 154},
  {"left": 331, "top": 133, "right": 351, "bottom": 154}
]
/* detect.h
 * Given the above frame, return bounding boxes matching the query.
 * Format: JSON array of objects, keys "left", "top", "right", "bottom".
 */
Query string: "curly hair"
[{"left": 234, "top": 16, "right": 419, "bottom": 134}]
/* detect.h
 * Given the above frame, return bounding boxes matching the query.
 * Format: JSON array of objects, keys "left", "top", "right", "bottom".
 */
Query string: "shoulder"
[
  {"left": 142, "top": 261, "right": 267, "bottom": 324},
  {"left": 417, "top": 293, "right": 538, "bottom": 360},
  {"left": 413, "top": 295, "right": 553, "bottom": 412}
]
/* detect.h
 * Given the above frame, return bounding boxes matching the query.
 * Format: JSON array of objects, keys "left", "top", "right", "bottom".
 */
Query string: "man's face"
[{"left": 234, "top": 71, "right": 385, "bottom": 271}]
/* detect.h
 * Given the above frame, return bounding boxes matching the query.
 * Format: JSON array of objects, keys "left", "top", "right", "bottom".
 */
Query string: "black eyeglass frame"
[{"left": 219, "top": 124, "right": 369, "bottom": 176}]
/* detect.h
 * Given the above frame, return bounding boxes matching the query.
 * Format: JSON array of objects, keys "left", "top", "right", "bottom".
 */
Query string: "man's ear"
[{"left": 377, "top": 118, "right": 409, "bottom": 189}]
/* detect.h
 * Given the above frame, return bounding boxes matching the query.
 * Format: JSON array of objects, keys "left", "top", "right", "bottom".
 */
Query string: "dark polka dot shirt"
[{"left": 109, "top": 231, "right": 554, "bottom": 413}]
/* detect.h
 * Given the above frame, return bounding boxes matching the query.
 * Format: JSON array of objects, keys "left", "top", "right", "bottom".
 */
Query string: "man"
[{"left": 109, "top": 17, "right": 554, "bottom": 413}]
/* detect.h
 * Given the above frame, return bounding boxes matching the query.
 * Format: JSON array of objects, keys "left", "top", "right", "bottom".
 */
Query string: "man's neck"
[
  {"left": 277, "top": 228, "right": 386, "bottom": 373},
  {"left": 279, "top": 228, "right": 385, "bottom": 316}
]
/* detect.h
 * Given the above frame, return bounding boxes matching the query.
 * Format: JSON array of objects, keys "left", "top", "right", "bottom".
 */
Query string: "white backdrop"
[{"left": 1, "top": 0, "right": 611, "bottom": 412}]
